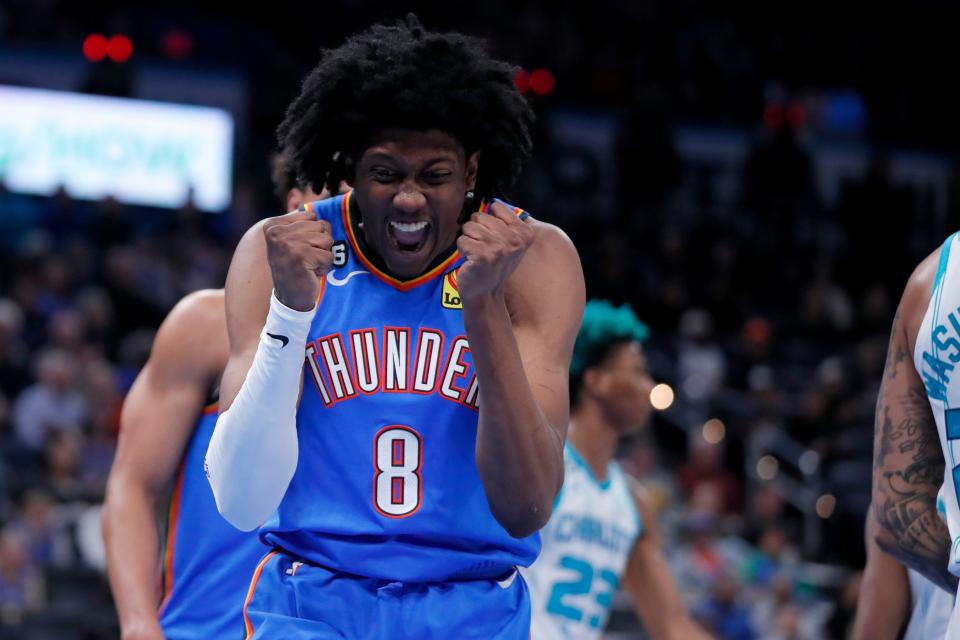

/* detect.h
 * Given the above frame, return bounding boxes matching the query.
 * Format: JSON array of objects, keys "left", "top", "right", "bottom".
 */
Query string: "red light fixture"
[
  {"left": 514, "top": 69, "right": 530, "bottom": 95},
  {"left": 763, "top": 103, "right": 784, "bottom": 130},
  {"left": 787, "top": 102, "right": 807, "bottom": 129},
  {"left": 107, "top": 35, "right": 133, "bottom": 63},
  {"left": 163, "top": 29, "right": 194, "bottom": 59},
  {"left": 82, "top": 34, "right": 109, "bottom": 62},
  {"left": 529, "top": 69, "right": 555, "bottom": 96}
]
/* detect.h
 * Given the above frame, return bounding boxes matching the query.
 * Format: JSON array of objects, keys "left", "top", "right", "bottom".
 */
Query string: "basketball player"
[
  {"left": 522, "top": 300, "right": 709, "bottom": 640},
  {"left": 204, "top": 16, "right": 585, "bottom": 639},
  {"left": 872, "top": 232, "right": 960, "bottom": 633},
  {"left": 101, "top": 154, "right": 318, "bottom": 640},
  {"left": 852, "top": 502, "right": 951, "bottom": 640}
]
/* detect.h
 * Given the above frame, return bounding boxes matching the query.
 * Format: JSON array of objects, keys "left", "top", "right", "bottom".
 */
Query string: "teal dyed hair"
[{"left": 570, "top": 300, "right": 649, "bottom": 379}]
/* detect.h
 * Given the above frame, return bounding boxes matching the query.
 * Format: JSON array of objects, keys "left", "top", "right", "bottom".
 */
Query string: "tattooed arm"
[{"left": 872, "top": 251, "right": 958, "bottom": 592}]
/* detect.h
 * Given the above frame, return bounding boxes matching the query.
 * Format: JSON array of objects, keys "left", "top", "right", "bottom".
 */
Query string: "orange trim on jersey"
[
  {"left": 158, "top": 461, "right": 186, "bottom": 613},
  {"left": 202, "top": 402, "right": 218, "bottom": 416},
  {"left": 243, "top": 549, "right": 280, "bottom": 639},
  {"left": 341, "top": 191, "right": 461, "bottom": 292},
  {"left": 316, "top": 272, "right": 327, "bottom": 305}
]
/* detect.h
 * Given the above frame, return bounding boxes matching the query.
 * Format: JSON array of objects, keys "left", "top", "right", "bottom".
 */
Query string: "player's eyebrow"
[{"left": 364, "top": 150, "right": 459, "bottom": 165}]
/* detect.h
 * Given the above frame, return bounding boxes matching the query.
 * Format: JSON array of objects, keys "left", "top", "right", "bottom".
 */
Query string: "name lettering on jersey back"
[
  {"left": 922, "top": 315, "right": 960, "bottom": 401},
  {"left": 546, "top": 513, "right": 634, "bottom": 556},
  {"left": 304, "top": 327, "right": 479, "bottom": 411}
]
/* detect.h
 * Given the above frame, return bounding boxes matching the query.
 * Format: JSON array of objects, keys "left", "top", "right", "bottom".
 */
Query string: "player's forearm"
[
  {"left": 850, "top": 568, "right": 907, "bottom": 640},
  {"left": 853, "top": 507, "right": 911, "bottom": 640},
  {"left": 872, "top": 498, "right": 956, "bottom": 592},
  {"left": 872, "top": 312, "right": 958, "bottom": 592},
  {"left": 206, "top": 293, "right": 312, "bottom": 531},
  {"left": 664, "top": 618, "right": 712, "bottom": 640},
  {"left": 464, "top": 294, "right": 564, "bottom": 538},
  {"left": 630, "top": 568, "right": 709, "bottom": 640},
  {"left": 102, "top": 484, "right": 164, "bottom": 633},
  {"left": 873, "top": 405, "right": 956, "bottom": 591}
]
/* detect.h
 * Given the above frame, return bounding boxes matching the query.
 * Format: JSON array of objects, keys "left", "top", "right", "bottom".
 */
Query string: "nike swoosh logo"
[
  {"left": 266, "top": 332, "right": 289, "bottom": 348},
  {"left": 326, "top": 269, "right": 370, "bottom": 287}
]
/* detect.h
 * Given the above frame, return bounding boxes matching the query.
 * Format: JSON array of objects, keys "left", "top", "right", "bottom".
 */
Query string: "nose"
[{"left": 393, "top": 185, "right": 426, "bottom": 213}]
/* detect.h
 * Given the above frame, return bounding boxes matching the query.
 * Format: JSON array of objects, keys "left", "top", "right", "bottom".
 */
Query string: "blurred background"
[{"left": 0, "top": 1, "right": 958, "bottom": 638}]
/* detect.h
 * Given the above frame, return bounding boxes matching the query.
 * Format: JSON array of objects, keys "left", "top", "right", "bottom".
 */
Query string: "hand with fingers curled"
[
  {"left": 456, "top": 200, "right": 535, "bottom": 303},
  {"left": 263, "top": 210, "right": 335, "bottom": 311}
]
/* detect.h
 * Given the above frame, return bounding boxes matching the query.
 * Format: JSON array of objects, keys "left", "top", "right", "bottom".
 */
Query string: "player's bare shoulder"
[
  {"left": 155, "top": 289, "right": 228, "bottom": 377},
  {"left": 523, "top": 218, "right": 580, "bottom": 264},
  {"left": 901, "top": 246, "right": 941, "bottom": 355},
  {"left": 505, "top": 218, "right": 584, "bottom": 323}
]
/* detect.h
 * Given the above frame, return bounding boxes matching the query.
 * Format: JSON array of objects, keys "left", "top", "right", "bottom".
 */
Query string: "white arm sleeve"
[{"left": 205, "top": 292, "right": 315, "bottom": 531}]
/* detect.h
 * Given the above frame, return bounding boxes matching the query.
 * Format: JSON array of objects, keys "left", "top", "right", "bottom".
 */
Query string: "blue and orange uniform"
[
  {"left": 242, "top": 192, "right": 538, "bottom": 639},
  {"left": 159, "top": 401, "right": 269, "bottom": 639}
]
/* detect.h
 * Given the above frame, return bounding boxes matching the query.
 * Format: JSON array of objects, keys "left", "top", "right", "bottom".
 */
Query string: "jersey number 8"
[{"left": 373, "top": 425, "right": 422, "bottom": 518}]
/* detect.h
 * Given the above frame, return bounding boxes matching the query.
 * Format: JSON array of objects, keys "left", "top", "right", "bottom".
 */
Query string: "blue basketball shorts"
[{"left": 242, "top": 549, "right": 531, "bottom": 639}]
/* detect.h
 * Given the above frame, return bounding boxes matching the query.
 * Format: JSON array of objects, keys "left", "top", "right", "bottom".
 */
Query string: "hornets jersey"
[
  {"left": 521, "top": 443, "right": 642, "bottom": 640},
  {"left": 159, "top": 406, "right": 269, "bottom": 639},
  {"left": 905, "top": 568, "right": 952, "bottom": 640},
  {"left": 917, "top": 231, "right": 960, "bottom": 579},
  {"left": 259, "top": 192, "right": 539, "bottom": 582},
  {"left": 915, "top": 231, "right": 960, "bottom": 639}
]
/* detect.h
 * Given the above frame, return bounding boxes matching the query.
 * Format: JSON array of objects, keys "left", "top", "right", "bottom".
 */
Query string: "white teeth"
[{"left": 390, "top": 220, "right": 429, "bottom": 232}]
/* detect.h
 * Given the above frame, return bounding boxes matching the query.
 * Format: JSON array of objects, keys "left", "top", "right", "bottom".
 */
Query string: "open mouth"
[{"left": 387, "top": 219, "right": 431, "bottom": 253}]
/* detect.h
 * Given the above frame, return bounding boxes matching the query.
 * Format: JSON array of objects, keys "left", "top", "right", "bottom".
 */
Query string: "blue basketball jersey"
[
  {"left": 260, "top": 192, "right": 540, "bottom": 582},
  {"left": 159, "top": 406, "right": 270, "bottom": 639}
]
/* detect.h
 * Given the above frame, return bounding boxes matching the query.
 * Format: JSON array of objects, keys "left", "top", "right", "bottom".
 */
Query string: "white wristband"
[{"left": 205, "top": 291, "right": 317, "bottom": 530}]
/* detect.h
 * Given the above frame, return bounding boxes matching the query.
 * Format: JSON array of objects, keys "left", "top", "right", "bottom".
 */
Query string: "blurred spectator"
[
  {"left": 677, "top": 309, "right": 727, "bottom": 402},
  {"left": 0, "top": 528, "right": 44, "bottom": 625},
  {"left": 695, "top": 574, "right": 756, "bottom": 640},
  {"left": 800, "top": 260, "right": 854, "bottom": 337},
  {"left": 45, "top": 431, "right": 89, "bottom": 503},
  {"left": 679, "top": 439, "right": 741, "bottom": 514},
  {"left": 12, "top": 348, "right": 86, "bottom": 452},
  {"left": 0, "top": 299, "right": 29, "bottom": 396},
  {"left": 7, "top": 490, "right": 73, "bottom": 570}
]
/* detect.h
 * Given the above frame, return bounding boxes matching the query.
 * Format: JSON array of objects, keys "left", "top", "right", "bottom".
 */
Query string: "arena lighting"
[
  {"left": 163, "top": 29, "right": 195, "bottom": 59},
  {"left": 529, "top": 69, "right": 555, "bottom": 96},
  {"left": 787, "top": 102, "right": 806, "bottom": 128},
  {"left": 763, "top": 103, "right": 784, "bottom": 130},
  {"left": 83, "top": 34, "right": 109, "bottom": 62},
  {"left": 816, "top": 494, "right": 836, "bottom": 519},
  {"left": 798, "top": 450, "right": 820, "bottom": 475},
  {"left": 649, "top": 383, "right": 675, "bottom": 411},
  {"left": 514, "top": 69, "right": 530, "bottom": 95},
  {"left": 702, "top": 418, "right": 726, "bottom": 444},
  {"left": 756, "top": 455, "right": 779, "bottom": 481},
  {"left": 107, "top": 35, "right": 133, "bottom": 63}
]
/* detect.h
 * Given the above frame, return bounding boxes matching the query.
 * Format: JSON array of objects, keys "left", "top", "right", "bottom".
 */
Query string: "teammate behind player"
[
  {"left": 872, "top": 232, "right": 960, "bottom": 635},
  {"left": 205, "top": 15, "right": 585, "bottom": 639},
  {"left": 101, "top": 154, "right": 317, "bottom": 640},
  {"left": 523, "top": 300, "right": 709, "bottom": 640}
]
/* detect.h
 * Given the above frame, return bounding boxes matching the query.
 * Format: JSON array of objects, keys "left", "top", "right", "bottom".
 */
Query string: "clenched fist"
[
  {"left": 456, "top": 200, "right": 535, "bottom": 302},
  {"left": 263, "top": 209, "right": 334, "bottom": 311}
]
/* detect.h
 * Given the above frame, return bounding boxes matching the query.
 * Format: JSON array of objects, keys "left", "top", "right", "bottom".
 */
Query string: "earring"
[{"left": 465, "top": 190, "right": 475, "bottom": 202}]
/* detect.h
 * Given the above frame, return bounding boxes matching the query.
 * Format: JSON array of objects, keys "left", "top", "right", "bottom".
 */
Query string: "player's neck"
[{"left": 569, "top": 400, "right": 620, "bottom": 484}]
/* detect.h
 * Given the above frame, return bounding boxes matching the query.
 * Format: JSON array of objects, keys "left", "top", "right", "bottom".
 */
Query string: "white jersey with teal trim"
[
  {"left": 905, "top": 568, "right": 952, "bottom": 640},
  {"left": 914, "top": 231, "right": 960, "bottom": 639},
  {"left": 521, "top": 443, "right": 642, "bottom": 640}
]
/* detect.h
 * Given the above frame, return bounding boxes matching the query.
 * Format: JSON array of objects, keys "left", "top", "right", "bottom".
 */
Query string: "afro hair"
[{"left": 277, "top": 14, "right": 534, "bottom": 201}]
